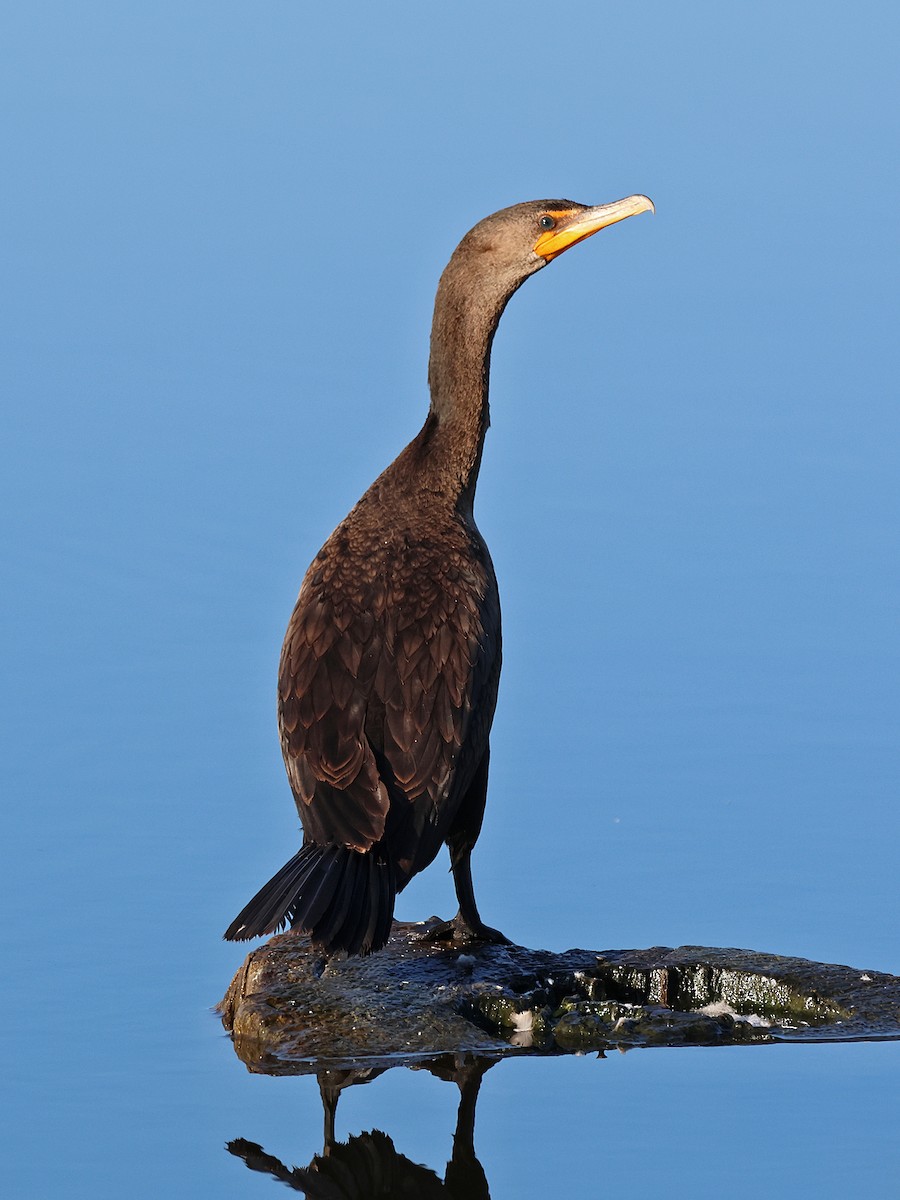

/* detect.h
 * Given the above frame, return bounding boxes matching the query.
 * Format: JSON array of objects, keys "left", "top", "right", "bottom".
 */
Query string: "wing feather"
[{"left": 277, "top": 515, "right": 500, "bottom": 860}]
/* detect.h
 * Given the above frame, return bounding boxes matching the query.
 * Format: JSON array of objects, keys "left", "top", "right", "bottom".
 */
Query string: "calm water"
[{"left": 3, "top": 3, "right": 899, "bottom": 1194}]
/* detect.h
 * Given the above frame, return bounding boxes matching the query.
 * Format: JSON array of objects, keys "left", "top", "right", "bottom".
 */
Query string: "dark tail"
[{"left": 223, "top": 843, "right": 397, "bottom": 956}]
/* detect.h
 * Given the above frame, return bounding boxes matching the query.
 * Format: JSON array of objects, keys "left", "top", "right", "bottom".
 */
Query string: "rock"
[{"left": 219, "top": 919, "right": 900, "bottom": 1073}]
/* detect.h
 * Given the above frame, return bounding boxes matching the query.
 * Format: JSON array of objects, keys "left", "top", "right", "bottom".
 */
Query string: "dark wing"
[
  {"left": 279, "top": 564, "right": 391, "bottom": 852},
  {"left": 277, "top": 525, "right": 500, "bottom": 856},
  {"left": 378, "top": 541, "right": 500, "bottom": 815}
]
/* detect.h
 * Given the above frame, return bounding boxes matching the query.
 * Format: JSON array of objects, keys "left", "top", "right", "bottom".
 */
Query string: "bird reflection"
[{"left": 227, "top": 1054, "right": 493, "bottom": 1198}]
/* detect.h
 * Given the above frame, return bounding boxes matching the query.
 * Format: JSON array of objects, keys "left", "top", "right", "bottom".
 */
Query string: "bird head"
[{"left": 454, "top": 194, "right": 655, "bottom": 292}]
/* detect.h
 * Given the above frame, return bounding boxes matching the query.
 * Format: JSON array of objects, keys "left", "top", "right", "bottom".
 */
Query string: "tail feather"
[
  {"left": 361, "top": 852, "right": 391, "bottom": 954},
  {"left": 223, "top": 847, "right": 311, "bottom": 939},
  {"left": 249, "top": 851, "right": 319, "bottom": 934},
  {"left": 308, "top": 851, "right": 355, "bottom": 948},
  {"left": 290, "top": 845, "right": 348, "bottom": 932},
  {"left": 363, "top": 852, "right": 394, "bottom": 954},
  {"left": 223, "top": 843, "right": 397, "bottom": 955},
  {"left": 340, "top": 852, "right": 374, "bottom": 956}
]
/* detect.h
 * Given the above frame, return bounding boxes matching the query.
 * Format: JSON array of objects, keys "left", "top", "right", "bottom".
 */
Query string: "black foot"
[{"left": 421, "top": 912, "right": 511, "bottom": 947}]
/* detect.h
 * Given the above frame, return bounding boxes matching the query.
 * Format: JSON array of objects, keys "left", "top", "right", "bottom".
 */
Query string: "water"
[
  {"left": 2, "top": 2, "right": 898, "bottom": 1195},
  {"left": 231, "top": 1049, "right": 898, "bottom": 1196}
]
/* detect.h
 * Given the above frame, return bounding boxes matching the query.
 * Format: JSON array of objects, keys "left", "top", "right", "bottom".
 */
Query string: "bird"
[{"left": 224, "top": 194, "right": 654, "bottom": 956}]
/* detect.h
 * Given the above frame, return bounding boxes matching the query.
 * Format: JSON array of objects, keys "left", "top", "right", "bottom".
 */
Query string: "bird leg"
[{"left": 423, "top": 847, "right": 509, "bottom": 946}]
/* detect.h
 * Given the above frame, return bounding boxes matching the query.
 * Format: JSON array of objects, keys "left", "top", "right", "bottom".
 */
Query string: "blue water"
[{"left": 2, "top": 2, "right": 898, "bottom": 1195}]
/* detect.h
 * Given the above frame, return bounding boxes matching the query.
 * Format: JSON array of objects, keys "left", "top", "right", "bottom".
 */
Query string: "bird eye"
[{"left": 539, "top": 215, "right": 556, "bottom": 230}]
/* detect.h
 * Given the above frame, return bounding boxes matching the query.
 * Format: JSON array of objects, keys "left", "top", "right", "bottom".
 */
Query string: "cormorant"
[{"left": 225, "top": 195, "right": 654, "bottom": 955}]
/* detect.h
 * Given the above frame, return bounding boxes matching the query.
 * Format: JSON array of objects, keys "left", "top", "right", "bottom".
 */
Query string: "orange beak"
[{"left": 534, "top": 194, "right": 655, "bottom": 261}]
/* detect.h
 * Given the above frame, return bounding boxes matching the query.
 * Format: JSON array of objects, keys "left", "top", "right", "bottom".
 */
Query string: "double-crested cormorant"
[{"left": 225, "top": 195, "right": 654, "bottom": 955}]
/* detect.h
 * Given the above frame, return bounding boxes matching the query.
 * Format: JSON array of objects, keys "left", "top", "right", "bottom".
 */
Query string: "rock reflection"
[{"left": 227, "top": 1054, "right": 493, "bottom": 1198}]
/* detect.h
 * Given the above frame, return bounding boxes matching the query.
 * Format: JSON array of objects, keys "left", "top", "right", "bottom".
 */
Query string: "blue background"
[{"left": 2, "top": 2, "right": 898, "bottom": 1195}]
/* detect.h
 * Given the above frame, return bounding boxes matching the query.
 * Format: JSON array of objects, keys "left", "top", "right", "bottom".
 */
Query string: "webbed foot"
[{"left": 421, "top": 912, "right": 510, "bottom": 947}]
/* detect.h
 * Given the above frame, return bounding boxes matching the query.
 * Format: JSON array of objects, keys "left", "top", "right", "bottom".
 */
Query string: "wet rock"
[{"left": 219, "top": 920, "right": 900, "bottom": 1073}]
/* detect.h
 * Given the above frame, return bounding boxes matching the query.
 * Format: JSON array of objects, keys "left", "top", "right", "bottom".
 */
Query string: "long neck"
[{"left": 421, "top": 259, "right": 519, "bottom": 511}]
